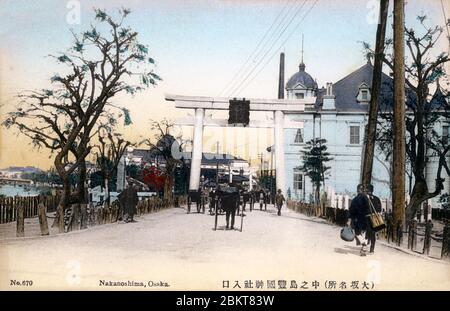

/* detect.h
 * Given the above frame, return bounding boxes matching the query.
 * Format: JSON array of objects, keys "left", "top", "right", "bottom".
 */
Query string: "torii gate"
[{"left": 165, "top": 94, "right": 313, "bottom": 193}]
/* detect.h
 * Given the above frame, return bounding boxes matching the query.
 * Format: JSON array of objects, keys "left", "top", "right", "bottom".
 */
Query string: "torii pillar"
[{"left": 190, "top": 108, "right": 205, "bottom": 191}]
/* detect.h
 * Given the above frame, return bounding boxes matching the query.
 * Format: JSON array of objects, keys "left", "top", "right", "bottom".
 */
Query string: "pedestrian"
[
  {"left": 259, "top": 190, "right": 265, "bottom": 210},
  {"left": 219, "top": 186, "right": 239, "bottom": 230},
  {"left": 347, "top": 184, "right": 382, "bottom": 256},
  {"left": 209, "top": 188, "right": 216, "bottom": 214},
  {"left": 263, "top": 189, "right": 268, "bottom": 211},
  {"left": 275, "top": 189, "right": 285, "bottom": 216},
  {"left": 118, "top": 181, "right": 139, "bottom": 223},
  {"left": 242, "top": 189, "right": 251, "bottom": 212},
  {"left": 249, "top": 190, "right": 256, "bottom": 211}
]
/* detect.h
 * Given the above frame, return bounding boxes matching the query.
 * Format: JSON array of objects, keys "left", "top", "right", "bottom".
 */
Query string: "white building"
[{"left": 283, "top": 58, "right": 450, "bottom": 209}]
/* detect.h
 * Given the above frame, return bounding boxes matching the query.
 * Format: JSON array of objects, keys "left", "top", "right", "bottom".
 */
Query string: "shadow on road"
[
  {"left": 282, "top": 214, "right": 332, "bottom": 226},
  {"left": 334, "top": 245, "right": 362, "bottom": 257},
  {"left": 213, "top": 225, "right": 241, "bottom": 232}
]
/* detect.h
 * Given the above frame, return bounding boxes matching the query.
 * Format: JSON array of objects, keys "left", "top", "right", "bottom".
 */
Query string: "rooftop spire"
[{"left": 299, "top": 34, "right": 305, "bottom": 72}]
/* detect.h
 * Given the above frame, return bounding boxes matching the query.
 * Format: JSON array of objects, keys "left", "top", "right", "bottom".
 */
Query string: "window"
[
  {"left": 443, "top": 125, "right": 449, "bottom": 145},
  {"left": 294, "top": 170, "right": 303, "bottom": 190},
  {"left": 294, "top": 129, "right": 304, "bottom": 143},
  {"left": 295, "top": 93, "right": 304, "bottom": 99},
  {"left": 357, "top": 83, "right": 370, "bottom": 102},
  {"left": 361, "top": 90, "right": 369, "bottom": 101},
  {"left": 350, "top": 126, "right": 360, "bottom": 145}
]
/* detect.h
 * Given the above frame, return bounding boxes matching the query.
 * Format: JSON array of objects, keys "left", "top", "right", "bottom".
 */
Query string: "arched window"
[
  {"left": 294, "top": 129, "right": 304, "bottom": 144},
  {"left": 357, "top": 83, "right": 371, "bottom": 103}
]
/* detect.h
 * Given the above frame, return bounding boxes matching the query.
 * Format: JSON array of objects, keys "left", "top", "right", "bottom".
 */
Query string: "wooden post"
[
  {"left": 0, "top": 197, "right": 3, "bottom": 224},
  {"left": 96, "top": 207, "right": 102, "bottom": 225},
  {"left": 7, "top": 198, "right": 11, "bottom": 222},
  {"left": 80, "top": 203, "right": 88, "bottom": 229},
  {"left": 4, "top": 198, "right": 6, "bottom": 223},
  {"left": 16, "top": 203, "right": 25, "bottom": 237},
  {"left": 55, "top": 202, "right": 65, "bottom": 233},
  {"left": 38, "top": 203, "right": 49, "bottom": 236},
  {"left": 11, "top": 197, "right": 15, "bottom": 222},
  {"left": 13, "top": 197, "right": 17, "bottom": 222},
  {"left": 441, "top": 222, "right": 450, "bottom": 260},
  {"left": 392, "top": 0, "right": 406, "bottom": 240},
  {"left": 12, "top": 197, "right": 15, "bottom": 222},
  {"left": 5, "top": 198, "right": 12, "bottom": 223},
  {"left": 107, "top": 206, "right": 111, "bottom": 223},
  {"left": 34, "top": 197, "right": 37, "bottom": 217},
  {"left": 407, "top": 220, "right": 417, "bottom": 250},
  {"left": 74, "top": 203, "right": 80, "bottom": 229},
  {"left": 7, "top": 198, "right": 10, "bottom": 222},
  {"left": 396, "top": 221, "right": 403, "bottom": 246},
  {"left": 2, "top": 197, "right": 5, "bottom": 223},
  {"left": 387, "top": 215, "right": 394, "bottom": 243},
  {"left": 423, "top": 219, "right": 433, "bottom": 255}
]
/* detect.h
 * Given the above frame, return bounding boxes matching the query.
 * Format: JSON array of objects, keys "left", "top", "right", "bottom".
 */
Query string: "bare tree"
[
  {"left": 142, "top": 119, "right": 184, "bottom": 204},
  {"left": 94, "top": 125, "right": 132, "bottom": 207},
  {"left": 365, "top": 15, "right": 450, "bottom": 221}
]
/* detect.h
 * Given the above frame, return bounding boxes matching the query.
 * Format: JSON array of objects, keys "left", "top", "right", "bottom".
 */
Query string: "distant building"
[
  {"left": 126, "top": 148, "right": 255, "bottom": 187},
  {"left": 182, "top": 152, "right": 251, "bottom": 186},
  {"left": 125, "top": 148, "right": 160, "bottom": 166},
  {"left": 0, "top": 166, "right": 43, "bottom": 179}
]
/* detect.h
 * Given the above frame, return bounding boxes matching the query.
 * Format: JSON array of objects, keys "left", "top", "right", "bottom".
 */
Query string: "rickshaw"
[{"left": 213, "top": 186, "right": 244, "bottom": 232}]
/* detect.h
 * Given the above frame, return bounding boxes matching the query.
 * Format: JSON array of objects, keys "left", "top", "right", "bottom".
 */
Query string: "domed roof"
[{"left": 286, "top": 62, "right": 318, "bottom": 90}]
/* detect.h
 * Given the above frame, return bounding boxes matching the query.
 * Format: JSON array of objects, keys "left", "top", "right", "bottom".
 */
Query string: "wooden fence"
[
  {"left": 287, "top": 199, "right": 450, "bottom": 260},
  {"left": 0, "top": 195, "right": 60, "bottom": 224},
  {"left": 1, "top": 194, "right": 189, "bottom": 238},
  {"left": 67, "top": 195, "right": 188, "bottom": 231},
  {"left": 286, "top": 200, "right": 348, "bottom": 226}
]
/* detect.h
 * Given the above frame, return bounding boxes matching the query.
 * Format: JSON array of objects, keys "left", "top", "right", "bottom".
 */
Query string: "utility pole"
[
  {"left": 260, "top": 152, "right": 263, "bottom": 180},
  {"left": 216, "top": 141, "right": 220, "bottom": 187},
  {"left": 392, "top": 0, "right": 406, "bottom": 237},
  {"left": 214, "top": 141, "right": 220, "bottom": 231},
  {"left": 270, "top": 147, "right": 274, "bottom": 203},
  {"left": 361, "top": 0, "right": 389, "bottom": 190}
]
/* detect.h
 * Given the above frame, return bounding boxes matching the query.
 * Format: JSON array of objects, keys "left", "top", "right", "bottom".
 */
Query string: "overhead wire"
[
  {"left": 235, "top": 0, "right": 319, "bottom": 96},
  {"left": 218, "top": 0, "right": 294, "bottom": 97},
  {"left": 228, "top": 0, "right": 309, "bottom": 97}
]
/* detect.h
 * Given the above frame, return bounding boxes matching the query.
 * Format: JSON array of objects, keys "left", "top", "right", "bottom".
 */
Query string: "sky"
[{"left": 0, "top": 0, "right": 449, "bottom": 170}]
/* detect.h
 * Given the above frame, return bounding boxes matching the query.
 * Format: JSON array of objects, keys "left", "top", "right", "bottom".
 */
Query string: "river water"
[{"left": 0, "top": 184, "right": 46, "bottom": 197}]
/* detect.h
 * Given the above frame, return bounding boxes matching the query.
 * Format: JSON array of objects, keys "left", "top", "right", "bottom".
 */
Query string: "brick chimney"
[
  {"left": 278, "top": 53, "right": 285, "bottom": 99},
  {"left": 322, "top": 82, "right": 336, "bottom": 110}
]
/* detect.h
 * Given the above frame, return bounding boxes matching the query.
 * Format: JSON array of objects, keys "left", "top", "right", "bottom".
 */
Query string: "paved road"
[{"left": 1, "top": 204, "right": 449, "bottom": 290}]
